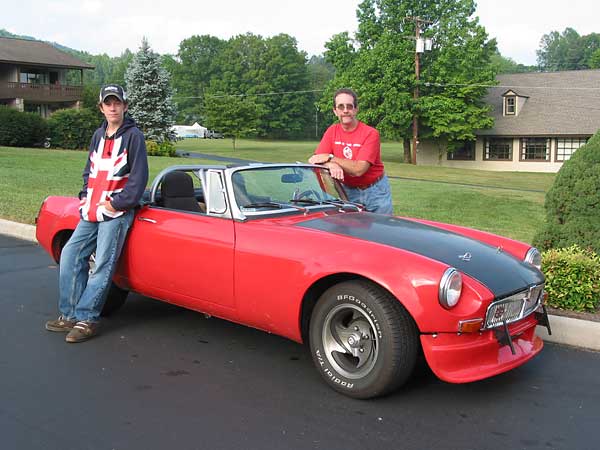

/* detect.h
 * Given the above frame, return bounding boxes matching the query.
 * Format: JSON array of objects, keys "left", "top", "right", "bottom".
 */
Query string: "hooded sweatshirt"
[{"left": 78, "top": 116, "right": 148, "bottom": 222}]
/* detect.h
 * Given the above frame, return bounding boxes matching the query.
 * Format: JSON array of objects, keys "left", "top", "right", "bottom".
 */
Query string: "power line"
[
  {"left": 424, "top": 82, "right": 600, "bottom": 91},
  {"left": 174, "top": 89, "right": 323, "bottom": 99}
]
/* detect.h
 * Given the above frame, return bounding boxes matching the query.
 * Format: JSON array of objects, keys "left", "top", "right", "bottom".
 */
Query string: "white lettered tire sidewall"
[{"left": 309, "top": 280, "right": 418, "bottom": 399}]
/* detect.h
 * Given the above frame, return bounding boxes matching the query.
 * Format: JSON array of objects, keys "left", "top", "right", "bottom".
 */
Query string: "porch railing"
[{"left": 0, "top": 82, "right": 84, "bottom": 102}]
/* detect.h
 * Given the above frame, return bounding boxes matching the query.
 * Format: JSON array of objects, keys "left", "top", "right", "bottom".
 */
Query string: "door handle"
[{"left": 137, "top": 217, "right": 157, "bottom": 223}]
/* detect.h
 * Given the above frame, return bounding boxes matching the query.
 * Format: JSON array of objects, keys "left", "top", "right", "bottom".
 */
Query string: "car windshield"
[{"left": 231, "top": 166, "right": 347, "bottom": 209}]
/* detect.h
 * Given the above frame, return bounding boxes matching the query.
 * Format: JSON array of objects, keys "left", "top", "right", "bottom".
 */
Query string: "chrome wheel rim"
[{"left": 321, "top": 304, "right": 379, "bottom": 379}]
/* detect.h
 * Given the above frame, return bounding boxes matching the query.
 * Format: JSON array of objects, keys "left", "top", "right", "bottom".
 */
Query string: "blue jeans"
[
  {"left": 58, "top": 211, "right": 134, "bottom": 323},
  {"left": 344, "top": 174, "right": 393, "bottom": 214}
]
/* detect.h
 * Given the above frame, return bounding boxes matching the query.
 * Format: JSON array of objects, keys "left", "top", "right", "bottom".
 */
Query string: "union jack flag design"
[{"left": 80, "top": 136, "right": 130, "bottom": 222}]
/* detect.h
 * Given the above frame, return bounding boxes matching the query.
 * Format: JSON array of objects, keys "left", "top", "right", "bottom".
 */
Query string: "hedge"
[
  {"left": 47, "top": 108, "right": 100, "bottom": 150},
  {"left": 0, "top": 106, "right": 48, "bottom": 147},
  {"left": 533, "top": 130, "right": 600, "bottom": 254},
  {"left": 542, "top": 245, "right": 600, "bottom": 312},
  {"left": 146, "top": 139, "right": 176, "bottom": 157}
]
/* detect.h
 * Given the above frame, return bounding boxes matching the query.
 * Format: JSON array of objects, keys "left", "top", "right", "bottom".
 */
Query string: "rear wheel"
[
  {"left": 309, "top": 280, "right": 418, "bottom": 399},
  {"left": 87, "top": 252, "right": 129, "bottom": 316}
]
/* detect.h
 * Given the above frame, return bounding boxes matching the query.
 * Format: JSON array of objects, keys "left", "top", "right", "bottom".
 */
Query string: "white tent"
[{"left": 171, "top": 122, "right": 208, "bottom": 138}]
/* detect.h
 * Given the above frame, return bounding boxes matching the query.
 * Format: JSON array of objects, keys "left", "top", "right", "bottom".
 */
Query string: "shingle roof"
[
  {"left": 0, "top": 37, "right": 94, "bottom": 69},
  {"left": 477, "top": 70, "right": 600, "bottom": 136}
]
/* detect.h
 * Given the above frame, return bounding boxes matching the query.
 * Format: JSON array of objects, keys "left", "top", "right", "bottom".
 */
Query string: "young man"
[
  {"left": 309, "top": 88, "right": 393, "bottom": 214},
  {"left": 45, "top": 84, "right": 148, "bottom": 343}
]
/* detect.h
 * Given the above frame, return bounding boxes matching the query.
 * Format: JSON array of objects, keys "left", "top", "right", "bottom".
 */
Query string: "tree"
[
  {"left": 536, "top": 28, "right": 600, "bottom": 71},
  {"left": 202, "top": 33, "right": 313, "bottom": 139},
  {"left": 490, "top": 51, "right": 536, "bottom": 74},
  {"left": 321, "top": 0, "right": 497, "bottom": 163},
  {"left": 125, "top": 38, "right": 177, "bottom": 142},
  {"left": 168, "top": 35, "right": 226, "bottom": 124},
  {"left": 307, "top": 55, "right": 336, "bottom": 137},
  {"left": 203, "top": 93, "right": 263, "bottom": 150}
]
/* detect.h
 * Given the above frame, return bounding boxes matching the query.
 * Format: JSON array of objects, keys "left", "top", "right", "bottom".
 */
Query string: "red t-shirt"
[{"left": 315, "top": 121, "right": 384, "bottom": 187}]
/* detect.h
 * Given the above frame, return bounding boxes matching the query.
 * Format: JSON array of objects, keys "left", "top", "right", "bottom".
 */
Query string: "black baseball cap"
[{"left": 99, "top": 84, "right": 127, "bottom": 103}]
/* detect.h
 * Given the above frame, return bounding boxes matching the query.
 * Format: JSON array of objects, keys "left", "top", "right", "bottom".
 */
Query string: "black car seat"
[{"left": 161, "top": 171, "right": 204, "bottom": 213}]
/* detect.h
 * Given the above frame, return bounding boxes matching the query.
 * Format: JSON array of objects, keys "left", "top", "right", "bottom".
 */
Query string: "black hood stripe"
[{"left": 297, "top": 214, "right": 544, "bottom": 298}]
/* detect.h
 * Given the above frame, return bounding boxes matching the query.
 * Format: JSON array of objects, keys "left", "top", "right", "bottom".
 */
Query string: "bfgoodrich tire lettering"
[{"left": 309, "top": 280, "right": 418, "bottom": 399}]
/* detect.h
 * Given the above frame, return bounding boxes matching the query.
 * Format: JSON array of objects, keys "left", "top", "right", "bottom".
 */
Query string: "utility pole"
[{"left": 407, "top": 17, "right": 432, "bottom": 165}]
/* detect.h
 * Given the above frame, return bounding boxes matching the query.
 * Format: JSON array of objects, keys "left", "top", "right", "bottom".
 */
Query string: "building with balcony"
[{"left": 0, "top": 36, "right": 94, "bottom": 117}]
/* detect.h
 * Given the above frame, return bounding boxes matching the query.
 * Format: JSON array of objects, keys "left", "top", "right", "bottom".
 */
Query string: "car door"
[{"left": 122, "top": 170, "right": 235, "bottom": 310}]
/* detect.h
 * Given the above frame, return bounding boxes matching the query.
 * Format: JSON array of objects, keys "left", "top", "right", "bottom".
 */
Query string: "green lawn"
[{"left": 0, "top": 141, "right": 555, "bottom": 243}]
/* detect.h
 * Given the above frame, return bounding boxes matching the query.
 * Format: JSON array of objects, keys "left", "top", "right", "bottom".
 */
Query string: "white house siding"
[{"left": 416, "top": 138, "right": 566, "bottom": 173}]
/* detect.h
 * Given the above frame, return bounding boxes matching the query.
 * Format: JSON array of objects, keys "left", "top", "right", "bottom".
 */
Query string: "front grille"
[{"left": 483, "top": 284, "right": 544, "bottom": 329}]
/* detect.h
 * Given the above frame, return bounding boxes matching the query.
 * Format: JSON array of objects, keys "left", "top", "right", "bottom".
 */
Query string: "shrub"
[
  {"left": 0, "top": 106, "right": 48, "bottom": 147},
  {"left": 542, "top": 245, "right": 600, "bottom": 312},
  {"left": 145, "top": 139, "right": 176, "bottom": 157},
  {"left": 533, "top": 130, "right": 600, "bottom": 254},
  {"left": 47, "top": 108, "right": 100, "bottom": 150}
]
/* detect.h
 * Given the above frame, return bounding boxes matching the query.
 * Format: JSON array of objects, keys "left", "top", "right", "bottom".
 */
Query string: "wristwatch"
[{"left": 326, "top": 153, "right": 334, "bottom": 162}]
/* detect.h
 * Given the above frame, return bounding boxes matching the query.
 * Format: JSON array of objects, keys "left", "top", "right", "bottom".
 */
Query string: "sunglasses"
[{"left": 335, "top": 103, "right": 355, "bottom": 111}]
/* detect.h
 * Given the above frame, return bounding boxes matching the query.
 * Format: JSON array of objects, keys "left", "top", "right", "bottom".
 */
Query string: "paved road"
[{"left": 1, "top": 234, "right": 599, "bottom": 450}]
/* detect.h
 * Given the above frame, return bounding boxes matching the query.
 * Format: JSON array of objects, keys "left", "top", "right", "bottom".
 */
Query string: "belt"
[{"left": 348, "top": 173, "right": 385, "bottom": 190}]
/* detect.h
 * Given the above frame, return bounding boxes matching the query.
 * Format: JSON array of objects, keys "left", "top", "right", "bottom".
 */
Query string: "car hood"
[{"left": 296, "top": 213, "right": 544, "bottom": 299}]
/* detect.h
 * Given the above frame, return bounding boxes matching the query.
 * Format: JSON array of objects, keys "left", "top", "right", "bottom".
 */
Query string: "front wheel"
[{"left": 309, "top": 280, "right": 418, "bottom": 399}]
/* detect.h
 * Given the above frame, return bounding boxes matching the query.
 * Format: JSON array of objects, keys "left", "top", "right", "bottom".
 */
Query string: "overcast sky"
[{"left": 4, "top": 0, "right": 599, "bottom": 65}]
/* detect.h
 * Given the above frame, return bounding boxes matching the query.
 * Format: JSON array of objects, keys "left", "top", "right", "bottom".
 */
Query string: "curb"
[
  {"left": 1, "top": 219, "right": 598, "bottom": 352},
  {"left": 0, "top": 218, "right": 37, "bottom": 241}
]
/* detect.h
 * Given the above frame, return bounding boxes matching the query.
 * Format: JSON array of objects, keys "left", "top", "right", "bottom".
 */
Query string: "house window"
[
  {"left": 19, "top": 69, "right": 47, "bottom": 84},
  {"left": 505, "top": 96, "right": 516, "bottom": 115},
  {"left": 484, "top": 138, "right": 513, "bottom": 161},
  {"left": 520, "top": 138, "right": 550, "bottom": 161},
  {"left": 447, "top": 141, "right": 475, "bottom": 160},
  {"left": 556, "top": 137, "right": 588, "bottom": 162}
]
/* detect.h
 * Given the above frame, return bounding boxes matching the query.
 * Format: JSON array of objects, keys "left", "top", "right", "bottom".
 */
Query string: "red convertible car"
[{"left": 36, "top": 163, "right": 551, "bottom": 398}]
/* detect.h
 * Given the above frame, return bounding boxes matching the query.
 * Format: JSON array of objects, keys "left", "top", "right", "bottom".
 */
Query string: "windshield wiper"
[
  {"left": 241, "top": 201, "right": 285, "bottom": 209},
  {"left": 290, "top": 198, "right": 362, "bottom": 211},
  {"left": 242, "top": 201, "right": 308, "bottom": 213}
]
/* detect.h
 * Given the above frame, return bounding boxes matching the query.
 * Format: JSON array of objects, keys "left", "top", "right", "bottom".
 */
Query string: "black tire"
[
  {"left": 88, "top": 252, "right": 129, "bottom": 316},
  {"left": 309, "top": 280, "right": 418, "bottom": 399},
  {"left": 101, "top": 283, "right": 128, "bottom": 316}
]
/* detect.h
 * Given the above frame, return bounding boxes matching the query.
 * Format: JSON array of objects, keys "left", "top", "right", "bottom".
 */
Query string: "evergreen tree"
[{"left": 125, "top": 38, "right": 177, "bottom": 142}]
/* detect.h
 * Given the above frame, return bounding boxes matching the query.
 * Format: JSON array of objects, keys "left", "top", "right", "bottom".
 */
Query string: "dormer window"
[
  {"left": 505, "top": 96, "right": 516, "bottom": 115},
  {"left": 502, "top": 90, "right": 527, "bottom": 117}
]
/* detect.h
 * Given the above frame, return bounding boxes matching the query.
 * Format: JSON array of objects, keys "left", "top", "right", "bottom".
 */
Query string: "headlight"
[
  {"left": 524, "top": 247, "right": 542, "bottom": 270},
  {"left": 439, "top": 268, "right": 462, "bottom": 309}
]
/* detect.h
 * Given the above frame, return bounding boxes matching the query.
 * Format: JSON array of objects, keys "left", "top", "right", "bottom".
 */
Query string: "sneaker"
[
  {"left": 65, "top": 321, "right": 98, "bottom": 343},
  {"left": 45, "top": 316, "right": 77, "bottom": 332}
]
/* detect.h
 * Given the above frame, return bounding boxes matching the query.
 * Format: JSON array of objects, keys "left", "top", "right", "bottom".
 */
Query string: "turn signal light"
[{"left": 458, "top": 319, "right": 484, "bottom": 333}]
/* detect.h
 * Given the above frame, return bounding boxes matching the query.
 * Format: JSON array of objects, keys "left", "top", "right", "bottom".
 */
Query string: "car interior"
[{"left": 158, "top": 170, "right": 206, "bottom": 213}]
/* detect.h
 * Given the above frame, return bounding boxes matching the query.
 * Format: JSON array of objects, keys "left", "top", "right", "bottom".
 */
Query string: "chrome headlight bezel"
[
  {"left": 438, "top": 267, "right": 463, "bottom": 309},
  {"left": 524, "top": 247, "right": 542, "bottom": 270}
]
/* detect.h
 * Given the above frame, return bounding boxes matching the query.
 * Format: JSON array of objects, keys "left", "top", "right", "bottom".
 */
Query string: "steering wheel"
[{"left": 295, "top": 189, "right": 322, "bottom": 201}]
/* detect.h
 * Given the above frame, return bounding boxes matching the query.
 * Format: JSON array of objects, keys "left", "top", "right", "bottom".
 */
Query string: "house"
[
  {"left": 416, "top": 70, "right": 600, "bottom": 172},
  {"left": 171, "top": 122, "right": 208, "bottom": 139},
  {"left": 0, "top": 36, "right": 94, "bottom": 117}
]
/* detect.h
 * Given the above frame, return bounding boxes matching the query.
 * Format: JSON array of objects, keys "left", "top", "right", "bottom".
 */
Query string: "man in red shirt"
[{"left": 309, "top": 88, "right": 393, "bottom": 214}]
